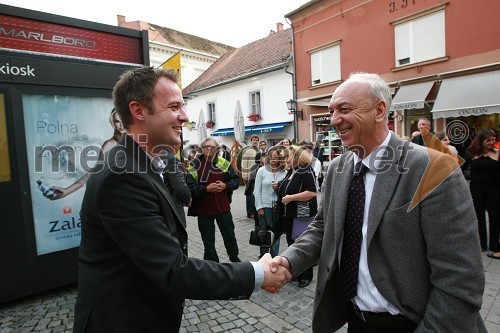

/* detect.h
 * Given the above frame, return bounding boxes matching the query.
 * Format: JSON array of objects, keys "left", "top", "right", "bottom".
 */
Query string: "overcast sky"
[{"left": 3, "top": 0, "right": 310, "bottom": 47}]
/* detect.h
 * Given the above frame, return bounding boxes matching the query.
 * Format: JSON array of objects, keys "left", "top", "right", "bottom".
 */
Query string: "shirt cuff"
[{"left": 251, "top": 261, "right": 264, "bottom": 293}]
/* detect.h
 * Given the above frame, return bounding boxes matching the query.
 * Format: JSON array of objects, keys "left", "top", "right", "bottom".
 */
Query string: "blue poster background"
[{"left": 23, "top": 94, "right": 114, "bottom": 255}]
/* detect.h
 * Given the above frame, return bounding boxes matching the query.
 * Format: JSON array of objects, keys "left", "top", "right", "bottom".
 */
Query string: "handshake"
[{"left": 258, "top": 253, "right": 292, "bottom": 293}]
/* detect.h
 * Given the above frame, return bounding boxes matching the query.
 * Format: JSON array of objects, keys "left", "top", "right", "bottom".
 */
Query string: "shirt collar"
[
  {"left": 149, "top": 154, "right": 166, "bottom": 174},
  {"left": 353, "top": 131, "right": 392, "bottom": 172}
]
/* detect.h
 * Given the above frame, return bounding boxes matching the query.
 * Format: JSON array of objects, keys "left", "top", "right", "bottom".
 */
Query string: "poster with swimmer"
[{"left": 23, "top": 94, "right": 123, "bottom": 255}]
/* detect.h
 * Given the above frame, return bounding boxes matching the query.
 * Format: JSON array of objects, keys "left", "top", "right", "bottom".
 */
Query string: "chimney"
[
  {"left": 276, "top": 22, "right": 284, "bottom": 32},
  {"left": 117, "top": 15, "right": 126, "bottom": 26}
]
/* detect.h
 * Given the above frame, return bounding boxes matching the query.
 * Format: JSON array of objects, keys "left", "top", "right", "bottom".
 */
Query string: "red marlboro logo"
[{"left": 63, "top": 207, "right": 72, "bottom": 214}]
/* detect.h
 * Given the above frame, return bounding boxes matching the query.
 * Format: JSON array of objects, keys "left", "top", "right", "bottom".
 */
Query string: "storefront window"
[{"left": 0, "top": 94, "right": 11, "bottom": 182}]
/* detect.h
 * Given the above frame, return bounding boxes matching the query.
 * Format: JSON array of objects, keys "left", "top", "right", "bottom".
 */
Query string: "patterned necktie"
[{"left": 339, "top": 161, "right": 368, "bottom": 302}]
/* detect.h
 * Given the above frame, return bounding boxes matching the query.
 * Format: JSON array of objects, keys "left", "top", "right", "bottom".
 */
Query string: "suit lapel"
[
  {"left": 123, "top": 135, "right": 186, "bottom": 230},
  {"left": 366, "top": 133, "right": 406, "bottom": 246},
  {"left": 332, "top": 153, "right": 355, "bottom": 249},
  {"left": 150, "top": 173, "right": 185, "bottom": 228}
]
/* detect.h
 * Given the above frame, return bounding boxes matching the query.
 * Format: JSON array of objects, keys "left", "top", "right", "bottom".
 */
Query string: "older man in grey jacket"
[{"left": 270, "top": 73, "right": 485, "bottom": 333}]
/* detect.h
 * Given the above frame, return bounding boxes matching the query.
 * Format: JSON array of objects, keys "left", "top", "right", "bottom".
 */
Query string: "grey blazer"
[{"left": 282, "top": 133, "right": 486, "bottom": 333}]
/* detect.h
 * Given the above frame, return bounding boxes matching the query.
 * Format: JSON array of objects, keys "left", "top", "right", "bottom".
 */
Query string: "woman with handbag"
[
  {"left": 277, "top": 145, "right": 318, "bottom": 288},
  {"left": 254, "top": 146, "right": 287, "bottom": 259}
]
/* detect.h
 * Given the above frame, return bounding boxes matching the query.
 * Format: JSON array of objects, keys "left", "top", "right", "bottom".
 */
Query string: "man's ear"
[
  {"left": 374, "top": 100, "right": 387, "bottom": 123},
  {"left": 129, "top": 101, "right": 146, "bottom": 122}
]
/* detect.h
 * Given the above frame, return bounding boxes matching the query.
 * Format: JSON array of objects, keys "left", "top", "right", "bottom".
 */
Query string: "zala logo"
[{"left": 0, "top": 62, "right": 35, "bottom": 77}]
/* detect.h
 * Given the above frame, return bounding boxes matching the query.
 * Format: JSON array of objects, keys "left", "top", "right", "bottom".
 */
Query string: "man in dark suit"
[
  {"left": 74, "top": 67, "right": 291, "bottom": 333},
  {"left": 270, "top": 73, "right": 486, "bottom": 332},
  {"left": 411, "top": 117, "right": 433, "bottom": 146}
]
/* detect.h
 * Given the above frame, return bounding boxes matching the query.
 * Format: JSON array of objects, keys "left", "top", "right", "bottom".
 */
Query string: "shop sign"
[
  {"left": 0, "top": 56, "right": 126, "bottom": 88},
  {"left": 457, "top": 107, "right": 489, "bottom": 116},
  {"left": 0, "top": 14, "right": 143, "bottom": 64},
  {"left": 391, "top": 102, "right": 420, "bottom": 110},
  {"left": 313, "top": 115, "right": 330, "bottom": 122}
]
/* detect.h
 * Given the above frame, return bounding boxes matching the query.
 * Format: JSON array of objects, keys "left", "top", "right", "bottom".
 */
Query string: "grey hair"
[
  {"left": 200, "top": 137, "right": 219, "bottom": 148},
  {"left": 348, "top": 72, "right": 392, "bottom": 110}
]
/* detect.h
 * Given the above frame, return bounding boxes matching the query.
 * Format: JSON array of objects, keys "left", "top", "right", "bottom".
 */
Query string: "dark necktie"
[{"left": 339, "top": 161, "right": 368, "bottom": 302}]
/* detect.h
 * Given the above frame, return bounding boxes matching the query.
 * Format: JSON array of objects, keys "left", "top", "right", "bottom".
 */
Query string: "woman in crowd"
[
  {"left": 466, "top": 129, "right": 500, "bottom": 258},
  {"left": 253, "top": 146, "right": 287, "bottom": 259},
  {"left": 277, "top": 145, "right": 317, "bottom": 287},
  {"left": 279, "top": 137, "right": 292, "bottom": 147},
  {"left": 435, "top": 131, "right": 458, "bottom": 154}
]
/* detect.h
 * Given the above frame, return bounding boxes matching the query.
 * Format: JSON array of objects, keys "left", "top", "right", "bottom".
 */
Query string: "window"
[
  {"left": 310, "top": 44, "right": 341, "bottom": 86},
  {"left": 250, "top": 91, "right": 261, "bottom": 115},
  {"left": 207, "top": 102, "right": 216, "bottom": 122},
  {"left": 394, "top": 10, "right": 445, "bottom": 67}
]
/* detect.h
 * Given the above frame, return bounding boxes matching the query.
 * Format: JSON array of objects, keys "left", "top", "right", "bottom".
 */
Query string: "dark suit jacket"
[
  {"left": 162, "top": 151, "right": 191, "bottom": 227},
  {"left": 411, "top": 131, "right": 434, "bottom": 146},
  {"left": 282, "top": 133, "right": 486, "bottom": 333},
  {"left": 74, "top": 135, "right": 254, "bottom": 333}
]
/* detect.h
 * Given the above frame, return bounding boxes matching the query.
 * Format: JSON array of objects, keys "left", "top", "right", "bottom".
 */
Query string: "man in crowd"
[
  {"left": 270, "top": 72, "right": 485, "bottom": 333},
  {"left": 411, "top": 117, "right": 433, "bottom": 146},
  {"left": 74, "top": 67, "right": 291, "bottom": 333},
  {"left": 241, "top": 134, "right": 260, "bottom": 218},
  {"left": 259, "top": 140, "right": 267, "bottom": 153},
  {"left": 186, "top": 137, "right": 242, "bottom": 263}
]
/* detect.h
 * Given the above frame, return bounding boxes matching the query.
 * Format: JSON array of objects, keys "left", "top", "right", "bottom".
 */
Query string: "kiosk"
[{"left": 0, "top": 4, "right": 149, "bottom": 302}]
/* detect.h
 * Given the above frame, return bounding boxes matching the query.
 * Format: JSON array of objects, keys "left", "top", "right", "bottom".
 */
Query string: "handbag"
[
  {"left": 270, "top": 203, "right": 281, "bottom": 235},
  {"left": 249, "top": 225, "right": 272, "bottom": 247},
  {"left": 291, "top": 216, "right": 314, "bottom": 241}
]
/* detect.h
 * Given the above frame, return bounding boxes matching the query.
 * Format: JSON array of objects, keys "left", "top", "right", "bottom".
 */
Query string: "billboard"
[{"left": 23, "top": 94, "right": 118, "bottom": 254}]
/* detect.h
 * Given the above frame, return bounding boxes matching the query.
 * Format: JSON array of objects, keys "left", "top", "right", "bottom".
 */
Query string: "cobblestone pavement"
[{"left": 1, "top": 187, "right": 500, "bottom": 332}]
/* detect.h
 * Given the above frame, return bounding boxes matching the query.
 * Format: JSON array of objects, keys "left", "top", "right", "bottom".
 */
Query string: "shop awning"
[
  {"left": 211, "top": 122, "right": 292, "bottom": 137},
  {"left": 432, "top": 71, "right": 500, "bottom": 119},
  {"left": 390, "top": 81, "right": 435, "bottom": 111}
]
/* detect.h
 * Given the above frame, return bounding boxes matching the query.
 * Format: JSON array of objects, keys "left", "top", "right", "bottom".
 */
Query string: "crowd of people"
[
  {"left": 73, "top": 66, "right": 496, "bottom": 333},
  {"left": 404, "top": 117, "right": 500, "bottom": 261}
]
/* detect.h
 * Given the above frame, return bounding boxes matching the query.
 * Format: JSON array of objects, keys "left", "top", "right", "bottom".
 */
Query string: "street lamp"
[
  {"left": 285, "top": 99, "right": 303, "bottom": 120},
  {"left": 286, "top": 99, "right": 303, "bottom": 142}
]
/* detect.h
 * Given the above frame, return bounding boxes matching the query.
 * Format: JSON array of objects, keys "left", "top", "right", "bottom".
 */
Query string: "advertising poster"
[
  {"left": 0, "top": 94, "right": 11, "bottom": 182},
  {"left": 23, "top": 94, "right": 115, "bottom": 255}
]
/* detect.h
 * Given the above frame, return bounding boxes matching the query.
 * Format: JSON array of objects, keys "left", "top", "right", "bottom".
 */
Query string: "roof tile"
[{"left": 183, "top": 29, "right": 292, "bottom": 94}]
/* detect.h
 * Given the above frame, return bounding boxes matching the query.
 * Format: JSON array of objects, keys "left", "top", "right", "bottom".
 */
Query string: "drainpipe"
[{"left": 285, "top": 18, "right": 298, "bottom": 143}]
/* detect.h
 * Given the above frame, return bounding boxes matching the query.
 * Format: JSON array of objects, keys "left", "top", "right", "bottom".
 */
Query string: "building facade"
[
  {"left": 117, "top": 15, "right": 234, "bottom": 88},
  {"left": 182, "top": 25, "right": 295, "bottom": 149},
  {"left": 287, "top": 0, "right": 500, "bottom": 159}
]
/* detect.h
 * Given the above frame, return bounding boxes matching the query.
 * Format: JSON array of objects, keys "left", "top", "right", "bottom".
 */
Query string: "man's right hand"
[
  {"left": 257, "top": 208, "right": 265, "bottom": 216},
  {"left": 259, "top": 254, "right": 291, "bottom": 293}
]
